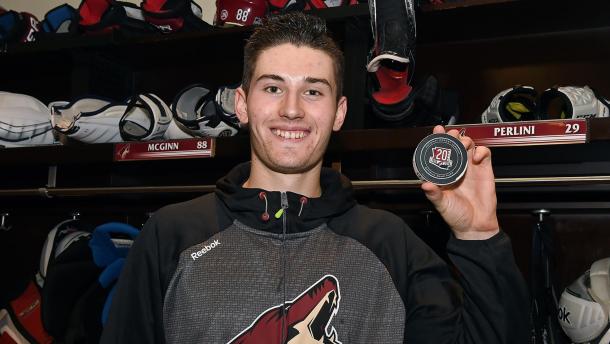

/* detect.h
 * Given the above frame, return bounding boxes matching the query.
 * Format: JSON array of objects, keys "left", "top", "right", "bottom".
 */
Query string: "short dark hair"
[{"left": 242, "top": 12, "right": 344, "bottom": 100}]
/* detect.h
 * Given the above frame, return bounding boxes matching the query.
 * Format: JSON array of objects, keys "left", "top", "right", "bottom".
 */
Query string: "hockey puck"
[{"left": 413, "top": 133, "right": 468, "bottom": 186}]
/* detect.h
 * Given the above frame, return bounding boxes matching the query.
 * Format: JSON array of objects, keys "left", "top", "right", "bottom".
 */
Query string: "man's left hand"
[{"left": 421, "top": 125, "right": 500, "bottom": 240}]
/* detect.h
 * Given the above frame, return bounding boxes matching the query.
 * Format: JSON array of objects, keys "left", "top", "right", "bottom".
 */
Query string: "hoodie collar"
[{"left": 215, "top": 162, "right": 356, "bottom": 234}]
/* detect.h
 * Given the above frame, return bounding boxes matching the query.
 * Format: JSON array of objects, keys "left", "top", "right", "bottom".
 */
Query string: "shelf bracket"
[{"left": 532, "top": 208, "right": 551, "bottom": 223}]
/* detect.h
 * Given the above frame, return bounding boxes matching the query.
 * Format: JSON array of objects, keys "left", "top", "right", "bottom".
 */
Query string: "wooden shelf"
[
  {"left": 417, "top": 0, "right": 610, "bottom": 43},
  {"left": 2, "top": 0, "right": 608, "bottom": 56},
  {"left": 1, "top": 118, "right": 610, "bottom": 166}
]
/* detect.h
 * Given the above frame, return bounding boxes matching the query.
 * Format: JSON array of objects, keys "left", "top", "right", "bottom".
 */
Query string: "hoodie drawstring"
[
  {"left": 298, "top": 196, "right": 308, "bottom": 217},
  {"left": 258, "top": 192, "right": 270, "bottom": 222},
  {"left": 259, "top": 192, "right": 309, "bottom": 221}
]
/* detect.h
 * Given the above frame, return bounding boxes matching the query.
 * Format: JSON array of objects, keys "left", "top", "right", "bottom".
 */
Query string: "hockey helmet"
[
  {"left": 558, "top": 257, "right": 610, "bottom": 344},
  {"left": 481, "top": 86, "right": 539, "bottom": 123},
  {"left": 539, "top": 85, "right": 610, "bottom": 120}
]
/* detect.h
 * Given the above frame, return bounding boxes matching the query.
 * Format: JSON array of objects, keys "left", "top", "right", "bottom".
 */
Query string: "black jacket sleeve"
[
  {"left": 100, "top": 217, "right": 166, "bottom": 344},
  {"left": 403, "top": 227, "right": 530, "bottom": 344},
  {"left": 328, "top": 205, "right": 529, "bottom": 343},
  {"left": 447, "top": 231, "right": 530, "bottom": 343}
]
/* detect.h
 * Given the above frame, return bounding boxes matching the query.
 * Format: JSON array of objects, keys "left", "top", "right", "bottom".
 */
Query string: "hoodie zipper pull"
[
  {"left": 275, "top": 192, "right": 289, "bottom": 219},
  {"left": 274, "top": 208, "right": 284, "bottom": 219}
]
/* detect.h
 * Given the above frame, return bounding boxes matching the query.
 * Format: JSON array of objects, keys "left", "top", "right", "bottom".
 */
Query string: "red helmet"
[{"left": 215, "top": 0, "right": 267, "bottom": 27}]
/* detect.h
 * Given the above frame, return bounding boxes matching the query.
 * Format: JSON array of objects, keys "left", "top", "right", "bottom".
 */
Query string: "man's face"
[{"left": 235, "top": 43, "right": 347, "bottom": 174}]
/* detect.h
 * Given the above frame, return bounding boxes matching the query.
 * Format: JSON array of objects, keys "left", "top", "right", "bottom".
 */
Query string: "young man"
[{"left": 102, "top": 12, "right": 529, "bottom": 343}]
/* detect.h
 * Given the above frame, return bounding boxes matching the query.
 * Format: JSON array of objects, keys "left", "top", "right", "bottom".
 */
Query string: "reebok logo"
[
  {"left": 558, "top": 306, "right": 571, "bottom": 324},
  {"left": 191, "top": 240, "right": 220, "bottom": 261}
]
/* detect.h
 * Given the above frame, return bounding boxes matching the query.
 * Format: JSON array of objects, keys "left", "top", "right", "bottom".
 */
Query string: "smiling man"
[
  {"left": 101, "top": 12, "right": 529, "bottom": 344},
  {"left": 236, "top": 41, "right": 346, "bottom": 195}
]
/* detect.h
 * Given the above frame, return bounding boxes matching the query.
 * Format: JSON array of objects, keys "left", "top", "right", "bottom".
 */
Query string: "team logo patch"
[
  {"left": 429, "top": 147, "right": 453, "bottom": 169},
  {"left": 220, "top": 9, "right": 229, "bottom": 21},
  {"left": 229, "top": 275, "right": 341, "bottom": 344},
  {"left": 117, "top": 144, "right": 131, "bottom": 159},
  {"left": 413, "top": 133, "right": 468, "bottom": 186}
]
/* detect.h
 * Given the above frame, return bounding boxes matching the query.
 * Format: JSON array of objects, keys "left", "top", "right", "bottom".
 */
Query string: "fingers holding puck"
[
  {"left": 432, "top": 125, "right": 445, "bottom": 134},
  {"left": 460, "top": 135, "right": 476, "bottom": 153}
]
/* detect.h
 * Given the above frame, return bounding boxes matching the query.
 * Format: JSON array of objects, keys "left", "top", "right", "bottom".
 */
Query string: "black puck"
[{"left": 413, "top": 133, "right": 468, "bottom": 186}]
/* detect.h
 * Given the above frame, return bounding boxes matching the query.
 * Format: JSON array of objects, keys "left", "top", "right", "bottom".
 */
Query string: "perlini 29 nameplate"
[
  {"left": 114, "top": 138, "right": 214, "bottom": 161},
  {"left": 447, "top": 119, "right": 587, "bottom": 147}
]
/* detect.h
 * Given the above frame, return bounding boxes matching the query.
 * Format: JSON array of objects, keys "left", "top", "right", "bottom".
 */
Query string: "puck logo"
[
  {"left": 413, "top": 133, "right": 468, "bottom": 186},
  {"left": 220, "top": 9, "right": 229, "bottom": 21},
  {"left": 429, "top": 147, "right": 453, "bottom": 170}
]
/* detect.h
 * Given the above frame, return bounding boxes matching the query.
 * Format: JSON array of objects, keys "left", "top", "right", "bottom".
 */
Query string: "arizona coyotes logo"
[
  {"left": 116, "top": 144, "right": 131, "bottom": 160},
  {"left": 429, "top": 147, "right": 453, "bottom": 170},
  {"left": 229, "top": 275, "right": 341, "bottom": 344},
  {"left": 220, "top": 9, "right": 229, "bottom": 21}
]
